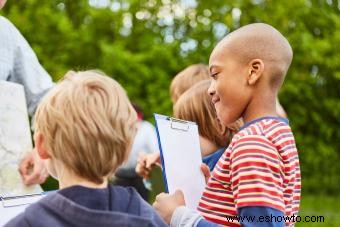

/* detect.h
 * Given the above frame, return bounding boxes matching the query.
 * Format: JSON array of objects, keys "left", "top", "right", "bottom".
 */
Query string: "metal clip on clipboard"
[
  {"left": 168, "top": 117, "right": 189, "bottom": 131},
  {"left": 1, "top": 193, "right": 44, "bottom": 208}
]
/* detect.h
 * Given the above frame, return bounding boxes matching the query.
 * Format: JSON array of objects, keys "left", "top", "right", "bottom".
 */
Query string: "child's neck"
[
  {"left": 58, "top": 169, "right": 108, "bottom": 190},
  {"left": 242, "top": 91, "right": 278, "bottom": 124},
  {"left": 199, "top": 136, "right": 219, "bottom": 157}
]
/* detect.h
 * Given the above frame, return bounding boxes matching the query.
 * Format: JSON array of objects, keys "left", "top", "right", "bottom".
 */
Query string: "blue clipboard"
[{"left": 154, "top": 113, "right": 206, "bottom": 209}]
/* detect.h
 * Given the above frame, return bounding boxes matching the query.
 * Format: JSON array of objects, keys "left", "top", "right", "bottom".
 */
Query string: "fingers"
[
  {"left": 153, "top": 191, "right": 185, "bottom": 224},
  {"left": 135, "top": 163, "right": 151, "bottom": 179},
  {"left": 200, "top": 163, "right": 211, "bottom": 184},
  {"left": 174, "top": 189, "right": 184, "bottom": 198},
  {"left": 20, "top": 150, "right": 49, "bottom": 186},
  {"left": 22, "top": 167, "right": 47, "bottom": 186},
  {"left": 153, "top": 192, "right": 167, "bottom": 213},
  {"left": 154, "top": 190, "right": 185, "bottom": 205},
  {"left": 153, "top": 192, "right": 169, "bottom": 214},
  {"left": 23, "top": 171, "right": 41, "bottom": 186},
  {"left": 146, "top": 153, "right": 161, "bottom": 168},
  {"left": 19, "top": 152, "right": 34, "bottom": 176},
  {"left": 173, "top": 190, "right": 186, "bottom": 206},
  {"left": 155, "top": 192, "right": 167, "bottom": 200},
  {"left": 136, "top": 152, "right": 159, "bottom": 179},
  {"left": 136, "top": 161, "right": 151, "bottom": 179}
]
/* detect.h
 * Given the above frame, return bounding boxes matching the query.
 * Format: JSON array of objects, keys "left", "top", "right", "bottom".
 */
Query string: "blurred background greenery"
[{"left": 1, "top": 0, "right": 339, "bottom": 226}]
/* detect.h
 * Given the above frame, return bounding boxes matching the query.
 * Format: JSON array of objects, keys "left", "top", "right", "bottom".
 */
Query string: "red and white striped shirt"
[{"left": 197, "top": 117, "right": 301, "bottom": 226}]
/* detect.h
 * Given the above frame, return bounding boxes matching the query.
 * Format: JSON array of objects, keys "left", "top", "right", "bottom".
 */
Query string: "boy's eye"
[{"left": 211, "top": 73, "right": 219, "bottom": 80}]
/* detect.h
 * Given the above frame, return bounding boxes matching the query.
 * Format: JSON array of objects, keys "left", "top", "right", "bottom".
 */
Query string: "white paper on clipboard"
[
  {"left": 0, "top": 193, "right": 46, "bottom": 226},
  {"left": 154, "top": 113, "right": 206, "bottom": 209}
]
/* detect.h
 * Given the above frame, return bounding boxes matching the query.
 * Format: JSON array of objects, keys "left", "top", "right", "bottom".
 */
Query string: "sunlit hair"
[
  {"left": 173, "top": 80, "right": 241, "bottom": 147},
  {"left": 34, "top": 70, "right": 137, "bottom": 184},
  {"left": 170, "top": 64, "right": 209, "bottom": 103}
]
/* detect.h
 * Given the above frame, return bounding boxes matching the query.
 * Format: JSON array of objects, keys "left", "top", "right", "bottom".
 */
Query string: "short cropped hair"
[
  {"left": 173, "top": 80, "right": 239, "bottom": 147},
  {"left": 34, "top": 70, "right": 137, "bottom": 184},
  {"left": 170, "top": 64, "right": 209, "bottom": 103}
]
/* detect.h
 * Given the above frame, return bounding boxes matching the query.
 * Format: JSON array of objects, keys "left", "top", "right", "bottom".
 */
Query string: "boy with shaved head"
[{"left": 153, "top": 23, "right": 300, "bottom": 227}]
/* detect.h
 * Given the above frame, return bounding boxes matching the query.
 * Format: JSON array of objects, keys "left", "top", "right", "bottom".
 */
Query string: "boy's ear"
[
  {"left": 35, "top": 132, "right": 50, "bottom": 160},
  {"left": 247, "top": 59, "right": 264, "bottom": 85}
]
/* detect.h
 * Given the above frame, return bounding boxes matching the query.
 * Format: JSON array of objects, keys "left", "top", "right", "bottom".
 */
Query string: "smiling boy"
[{"left": 153, "top": 23, "right": 301, "bottom": 227}]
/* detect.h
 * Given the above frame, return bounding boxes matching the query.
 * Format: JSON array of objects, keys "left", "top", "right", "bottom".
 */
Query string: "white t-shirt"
[
  {"left": 115, "top": 121, "right": 159, "bottom": 178},
  {"left": 0, "top": 16, "right": 53, "bottom": 116}
]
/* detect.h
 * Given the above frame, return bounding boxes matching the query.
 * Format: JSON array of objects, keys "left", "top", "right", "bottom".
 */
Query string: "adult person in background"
[
  {"left": 0, "top": 0, "right": 54, "bottom": 186},
  {"left": 114, "top": 103, "right": 159, "bottom": 201}
]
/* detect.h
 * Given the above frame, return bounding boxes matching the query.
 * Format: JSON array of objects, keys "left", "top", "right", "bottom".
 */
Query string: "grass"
[
  {"left": 297, "top": 194, "right": 340, "bottom": 226},
  {"left": 149, "top": 166, "right": 166, "bottom": 203}
]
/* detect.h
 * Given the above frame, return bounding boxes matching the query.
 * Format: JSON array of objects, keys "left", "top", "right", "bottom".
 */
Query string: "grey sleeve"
[
  {"left": 144, "top": 121, "right": 159, "bottom": 154},
  {"left": 170, "top": 206, "right": 203, "bottom": 227},
  {"left": 5, "top": 17, "right": 54, "bottom": 117}
]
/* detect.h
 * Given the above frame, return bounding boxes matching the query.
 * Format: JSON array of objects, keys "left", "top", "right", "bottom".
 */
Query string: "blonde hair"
[
  {"left": 170, "top": 64, "right": 209, "bottom": 103},
  {"left": 34, "top": 70, "right": 137, "bottom": 184},
  {"left": 173, "top": 80, "right": 240, "bottom": 147}
]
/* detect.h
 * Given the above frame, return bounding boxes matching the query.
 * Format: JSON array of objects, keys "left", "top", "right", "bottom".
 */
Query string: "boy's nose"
[{"left": 207, "top": 80, "right": 215, "bottom": 96}]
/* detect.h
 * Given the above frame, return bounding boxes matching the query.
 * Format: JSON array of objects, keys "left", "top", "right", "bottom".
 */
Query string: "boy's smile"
[
  {"left": 208, "top": 50, "right": 251, "bottom": 127},
  {"left": 211, "top": 96, "right": 220, "bottom": 105}
]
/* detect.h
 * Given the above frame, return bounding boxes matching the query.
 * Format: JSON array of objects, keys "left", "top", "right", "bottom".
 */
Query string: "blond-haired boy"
[
  {"left": 154, "top": 23, "right": 300, "bottom": 227},
  {"left": 5, "top": 71, "right": 167, "bottom": 227}
]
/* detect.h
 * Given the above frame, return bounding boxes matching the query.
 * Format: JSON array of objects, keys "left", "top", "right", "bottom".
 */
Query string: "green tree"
[{"left": 1, "top": 0, "right": 339, "bottom": 194}]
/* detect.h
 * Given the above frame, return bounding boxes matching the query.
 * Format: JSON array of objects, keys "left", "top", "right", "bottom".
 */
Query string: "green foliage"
[{"left": 1, "top": 0, "right": 339, "bottom": 194}]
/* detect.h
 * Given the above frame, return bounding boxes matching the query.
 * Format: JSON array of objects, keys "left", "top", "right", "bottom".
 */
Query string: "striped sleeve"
[{"left": 230, "top": 135, "right": 284, "bottom": 212}]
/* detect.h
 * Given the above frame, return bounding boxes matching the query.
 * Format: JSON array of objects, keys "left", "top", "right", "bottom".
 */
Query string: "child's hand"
[
  {"left": 153, "top": 190, "right": 185, "bottom": 224},
  {"left": 19, "top": 149, "right": 49, "bottom": 186},
  {"left": 135, "top": 152, "right": 149, "bottom": 178},
  {"left": 135, "top": 152, "right": 160, "bottom": 179},
  {"left": 146, "top": 152, "right": 161, "bottom": 168},
  {"left": 201, "top": 163, "right": 211, "bottom": 184}
]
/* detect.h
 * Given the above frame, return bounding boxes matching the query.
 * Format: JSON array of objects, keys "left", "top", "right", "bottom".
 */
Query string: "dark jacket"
[{"left": 5, "top": 185, "right": 167, "bottom": 227}]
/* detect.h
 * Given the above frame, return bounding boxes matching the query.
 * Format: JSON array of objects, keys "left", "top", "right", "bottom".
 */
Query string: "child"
[
  {"left": 153, "top": 23, "right": 301, "bottom": 227},
  {"left": 136, "top": 80, "right": 241, "bottom": 179},
  {"left": 136, "top": 64, "right": 211, "bottom": 177},
  {"left": 136, "top": 65, "right": 242, "bottom": 177},
  {"left": 173, "top": 79, "right": 240, "bottom": 171},
  {"left": 5, "top": 71, "right": 167, "bottom": 227},
  {"left": 170, "top": 64, "right": 209, "bottom": 103}
]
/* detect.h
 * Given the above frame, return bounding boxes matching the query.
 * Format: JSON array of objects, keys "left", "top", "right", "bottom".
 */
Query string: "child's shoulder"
[
  {"left": 109, "top": 185, "right": 159, "bottom": 214},
  {"left": 14, "top": 186, "right": 166, "bottom": 227},
  {"left": 237, "top": 117, "right": 289, "bottom": 135},
  {"left": 109, "top": 185, "right": 142, "bottom": 204},
  {"left": 230, "top": 117, "right": 291, "bottom": 146}
]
